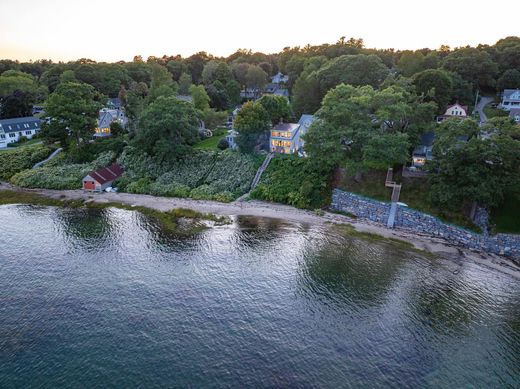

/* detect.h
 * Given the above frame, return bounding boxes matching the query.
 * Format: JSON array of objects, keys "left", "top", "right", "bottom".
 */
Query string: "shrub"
[
  {"left": 0, "top": 144, "right": 54, "bottom": 180},
  {"left": 217, "top": 138, "right": 229, "bottom": 150},
  {"left": 10, "top": 151, "right": 114, "bottom": 190},
  {"left": 250, "top": 155, "right": 332, "bottom": 209}
]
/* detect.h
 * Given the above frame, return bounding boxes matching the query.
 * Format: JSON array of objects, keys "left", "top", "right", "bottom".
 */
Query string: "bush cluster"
[
  {"left": 250, "top": 155, "right": 332, "bottom": 209},
  {"left": 0, "top": 144, "right": 55, "bottom": 180},
  {"left": 11, "top": 151, "right": 115, "bottom": 189},
  {"left": 116, "top": 147, "right": 259, "bottom": 202}
]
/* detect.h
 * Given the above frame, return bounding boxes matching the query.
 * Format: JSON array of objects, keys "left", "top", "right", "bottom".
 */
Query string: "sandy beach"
[{"left": 2, "top": 182, "right": 520, "bottom": 279}]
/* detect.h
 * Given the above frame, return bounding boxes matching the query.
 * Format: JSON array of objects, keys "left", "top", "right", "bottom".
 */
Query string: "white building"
[
  {"left": 94, "top": 107, "right": 127, "bottom": 138},
  {"left": 269, "top": 115, "right": 316, "bottom": 155},
  {"left": 436, "top": 103, "right": 468, "bottom": 122},
  {"left": 0, "top": 117, "right": 41, "bottom": 148},
  {"left": 501, "top": 89, "right": 520, "bottom": 111}
]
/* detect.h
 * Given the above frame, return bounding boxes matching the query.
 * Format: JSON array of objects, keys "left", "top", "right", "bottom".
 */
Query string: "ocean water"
[{"left": 0, "top": 204, "right": 519, "bottom": 388}]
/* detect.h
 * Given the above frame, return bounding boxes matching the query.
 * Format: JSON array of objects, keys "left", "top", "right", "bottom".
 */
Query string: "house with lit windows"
[
  {"left": 269, "top": 114, "right": 316, "bottom": 155},
  {"left": 0, "top": 117, "right": 41, "bottom": 148},
  {"left": 94, "top": 107, "right": 127, "bottom": 138}
]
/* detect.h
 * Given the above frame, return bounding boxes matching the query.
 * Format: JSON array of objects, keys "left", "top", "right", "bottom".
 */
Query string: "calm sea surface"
[{"left": 0, "top": 205, "right": 519, "bottom": 388}]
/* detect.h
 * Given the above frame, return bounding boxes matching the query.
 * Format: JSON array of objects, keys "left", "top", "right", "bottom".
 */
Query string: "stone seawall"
[{"left": 331, "top": 189, "right": 520, "bottom": 259}]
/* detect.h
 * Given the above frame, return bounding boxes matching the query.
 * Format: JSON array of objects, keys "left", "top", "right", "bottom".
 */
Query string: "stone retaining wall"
[{"left": 331, "top": 189, "right": 520, "bottom": 259}]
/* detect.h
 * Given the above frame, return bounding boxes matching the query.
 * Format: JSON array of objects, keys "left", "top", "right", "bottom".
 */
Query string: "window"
[
  {"left": 9, "top": 133, "right": 15, "bottom": 138},
  {"left": 0, "top": 134, "right": 5, "bottom": 139},
  {"left": 25, "top": 131, "right": 32, "bottom": 135}
]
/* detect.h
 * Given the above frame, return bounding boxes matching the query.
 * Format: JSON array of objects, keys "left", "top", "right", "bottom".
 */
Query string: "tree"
[
  {"left": 443, "top": 48, "right": 498, "bottom": 90},
  {"left": 186, "top": 52, "right": 211, "bottom": 84},
  {"left": 149, "top": 64, "right": 177, "bottom": 101},
  {"left": 59, "top": 70, "right": 77, "bottom": 83},
  {"left": 0, "top": 70, "right": 39, "bottom": 97},
  {"left": 201, "top": 109, "right": 228, "bottom": 130},
  {"left": 429, "top": 118, "right": 520, "bottom": 209},
  {"left": 225, "top": 79, "right": 241, "bottom": 107},
  {"left": 206, "top": 80, "right": 229, "bottom": 111},
  {"left": 292, "top": 71, "right": 322, "bottom": 117},
  {"left": 245, "top": 65, "right": 268, "bottom": 91},
  {"left": 42, "top": 82, "right": 103, "bottom": 147},
  {"left": 316, "top": 54, "right": 389, "bottom": 91},
  {"left": 497, "top": 69, "right": 520, "bottom": 91},
  {"left": 397, "top": 51, "right": 425, "bottom": 77},
  {"left": 257, "top": 94, "right": 291, "bottom": 124},
  {"left": 362, "top": 133, "right": 410, "bottom": 169},
  {"left": 166, "top": 59, "right": 187, "bottom": 81},
  {"left": 231, "top": 62, "right": 250, "bottom": 86},
  {"left": 109, "top": 121, "right": 124, "bottom": 137},
  {"left": 178, "top": 72, "right": 192, "bottom": 95},
  {"left": 234, "top": 101, "right": 271, "bottom": 153},
  {"left": 413, "top": 69, "right": 453, "bottom": 110},
  {"left": 0, "top": 90, "right": 35, "bottom": 119},
  {"left": 189, "top": 84, "right": 210, "bottom": 111},
  {"left": 133, "top": 96, "right": 200, "bottom": 162}
]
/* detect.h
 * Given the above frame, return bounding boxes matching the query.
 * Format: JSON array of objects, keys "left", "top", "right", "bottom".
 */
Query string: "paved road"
[{"left": 475, "top": 96, "right": 494, "bottom": 125}]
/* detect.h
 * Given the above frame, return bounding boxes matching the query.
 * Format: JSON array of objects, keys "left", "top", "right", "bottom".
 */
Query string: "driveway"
[{"left": 475, "top": 96, "right": 494, "bottom": 125}]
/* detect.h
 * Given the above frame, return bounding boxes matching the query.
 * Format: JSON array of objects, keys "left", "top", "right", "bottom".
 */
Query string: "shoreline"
[{"left": 2, "top": 182, "right": 520, "bottom": 279}]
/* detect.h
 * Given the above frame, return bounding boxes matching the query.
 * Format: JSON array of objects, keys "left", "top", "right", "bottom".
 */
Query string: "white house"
[
  {"left": 0, "top": 117, "right": 41, "bottom": 148},
  {"left": 501, "top": 89, "right": 520, "bottom": 111},
  {"left": 269, "top": 114, "right": 316, "bottom": 155},
  {"left": 436, "top": 103, "right": 468, "bottom": 122},
  {"left": 226, "top": 129, "right": 238, "bottom": 150}
]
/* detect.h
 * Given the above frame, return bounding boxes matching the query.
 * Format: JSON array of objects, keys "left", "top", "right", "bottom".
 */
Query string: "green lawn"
[
  {"left": 0, "top": 138, "right": 43, "bottom": 151},
  {"left": 491, "top": 193, "right": 520, "bottom": 234},
  {"left": 337, "top": 169, "right": 479, "bottom": 231},
  {"left": 193, "top": 127, "right": 228, "bottom": 150}
]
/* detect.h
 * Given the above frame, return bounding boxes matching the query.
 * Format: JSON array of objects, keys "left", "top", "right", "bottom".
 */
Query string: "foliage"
[
  {"left": 257, "top": 94, "right": 291, "bottom": 123},
  {"left": 316, "top": 54, "right": 389, "bottom": 90},
  {"left": 41, "top": 82, "right": 103, "bottom": 147},
  {"left": 117, "top": 147, "right": 259, "bottom": 201},
  {"left": 217, "top": 138, "right": 229, "bottom": 150},
  {"left": 443, "top": 48, "right": 498, "bottom": 90},
  {"left": 413, "top": 69, "right": 453, "bottom": 110},
  {"left": 234, "top": 101, "right": 271, "bottom": 152},
  {"left": 430, "top": 118, "right": 520, "bottom": 209},
  {"left": 189, "top": 84, "right": 210, "bottom": 111},
  {"left": 251, "top": 155, "right": 331, "bottom": 209},
  {"left": 132, "top": 96, "right": 200, "bottom": 163},
  {"left": 497, "top": 69, "right": 520, "bottom": 90},
  {"left": 0, "top": 144, "right": 54, "bottom": 180}
]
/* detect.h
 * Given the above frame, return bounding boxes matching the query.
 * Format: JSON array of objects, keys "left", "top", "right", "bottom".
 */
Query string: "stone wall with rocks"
[{"left": 330, "top": 189, "right": 520, "bottom": 259}]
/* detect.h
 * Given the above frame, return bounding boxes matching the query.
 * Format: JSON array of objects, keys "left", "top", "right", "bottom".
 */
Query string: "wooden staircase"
[{"left": 385, "top": 168, "right": 402, "bottom": 228}]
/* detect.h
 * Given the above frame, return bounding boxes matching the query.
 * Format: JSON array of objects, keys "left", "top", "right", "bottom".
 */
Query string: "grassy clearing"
[{"left": 194, "top": 127, "right": 228, "bottom": 150}]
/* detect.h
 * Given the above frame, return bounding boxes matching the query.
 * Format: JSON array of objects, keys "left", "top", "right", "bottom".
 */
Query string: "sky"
[{"left": 0, "top": 0, "right": 519, "bottom": 62}]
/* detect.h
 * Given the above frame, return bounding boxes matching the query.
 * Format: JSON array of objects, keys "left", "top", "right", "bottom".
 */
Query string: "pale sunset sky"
[{"left": 0, "top": 0, "right": 518, "bottom": 62}]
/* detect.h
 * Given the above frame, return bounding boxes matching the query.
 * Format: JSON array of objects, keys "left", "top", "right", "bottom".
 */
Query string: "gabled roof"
[
  {"left": 85, "top": 163, "right": 124, "bottom": 185},
  {"left": 0, "top": 117, "right": 40, "bottom": 133},
  {"left": 419, "top": 131, "right": 435, "bottom": 147},
  {"left": 271, "top": 72, "right": 289, "bottom": 84},
  {"left": 445, "top": 103, "right": 468, "bottom": 115},
  {"left": 98, "top": 111, "right": 114, "bottom": 129},
  {"left": 503, "top": 89, "right": 520, "bottom": 99},
  {"left": 273, "top": 88, "right": 289, "bottom": 98}
]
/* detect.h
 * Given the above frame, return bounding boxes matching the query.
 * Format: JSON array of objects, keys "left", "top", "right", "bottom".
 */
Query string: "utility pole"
[{"left": 473, "top": 89, "right": 480, "bottom": 115}]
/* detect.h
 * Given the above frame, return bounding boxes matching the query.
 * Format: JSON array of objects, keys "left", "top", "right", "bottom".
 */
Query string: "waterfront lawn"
[
  {"left": 491, "top": 192, "right": 520, "bottom": 234},
  {"left": 337, "top": 169, "right": 478, "bottom": 231}
]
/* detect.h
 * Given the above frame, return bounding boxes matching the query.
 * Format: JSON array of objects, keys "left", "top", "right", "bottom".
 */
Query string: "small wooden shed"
[{"left": 82, "top": 163, "right": 124, "bottom": 192}]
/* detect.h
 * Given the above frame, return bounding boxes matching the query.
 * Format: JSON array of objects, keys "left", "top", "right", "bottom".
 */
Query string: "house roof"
[
  {"left": 445, "top": 103, "right": 468, "bottom": 115},
  {"left": 503, "top": 89, "right": 520, "bottom": 99},
  {"left": 107, "top": 98, "right": 122, "bottom": 108},
  {"left": 271, "top": 72, "right": 289, "bottom": 84},
  {"left": 273, "top": 88, "right": 289, "bottom": 98},
  {"left": 273, "top": 122, "right": 299, "bottom": 133},
  {"left": 509, "top": 108, "right": 520, "bottom": 116},
  {"left": 297, "top": 114, "right": 316, "bottom": 130},
  {"left": 85, "top": 163, "right": 124, "bottom": 185},
  {"left": 0, "top": 117, "right": 40, "bottom": 133}
]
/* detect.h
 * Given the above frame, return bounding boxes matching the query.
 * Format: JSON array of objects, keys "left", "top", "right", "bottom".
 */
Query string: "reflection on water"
[{"left": 0, "top": 204, "right": 519, "bottom": 388}]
